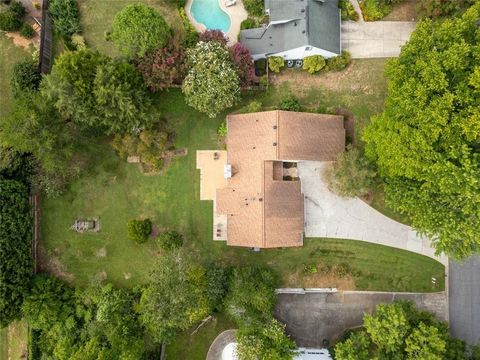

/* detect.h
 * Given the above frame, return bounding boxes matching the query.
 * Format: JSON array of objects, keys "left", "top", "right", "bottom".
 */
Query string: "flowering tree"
[
  {"left": 135, "top": 43, "right": 186, "bottom": 91},
  {"left": 199, "top": 29, "right": 228, "bottom": 46},
  {"left": 182, "top": 41, "right": 240, "bottom": 118},
  {"left": 229, "top": 42, "right": 257, "bottom": 87}
]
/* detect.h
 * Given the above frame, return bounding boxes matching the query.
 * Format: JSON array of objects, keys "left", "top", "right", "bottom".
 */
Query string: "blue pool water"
[{"left": 190, "top": 0, "right": 231, "bottom": 33}]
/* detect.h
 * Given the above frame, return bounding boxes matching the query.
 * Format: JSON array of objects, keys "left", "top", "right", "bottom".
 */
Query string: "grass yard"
[
  {"left": 78, "top": 0, "right": 183, "bottom": 57},
  {"left": 0, "top": 34, "right": 33, "bottom": 120},
  {"left": 41, "top": 90, "right": 445, "bottom": 293},
  {"left": 0, "top": 321, "right": 28, "bottom": 360}
]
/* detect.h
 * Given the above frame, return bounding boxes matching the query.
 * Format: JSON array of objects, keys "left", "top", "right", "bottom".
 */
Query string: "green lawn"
[
  {"left": 0, "top": 34, "right": 33, "bottom": 120},
  {"left": 0, "top": 321, "right": 28, "bottom": 360}
]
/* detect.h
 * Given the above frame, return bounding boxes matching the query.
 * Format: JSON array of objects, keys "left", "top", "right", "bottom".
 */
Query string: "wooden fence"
[{"left": 38, "top": 0, "right": 52, "bottom": 74}]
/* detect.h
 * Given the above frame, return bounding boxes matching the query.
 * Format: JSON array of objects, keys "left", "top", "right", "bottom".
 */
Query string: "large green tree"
[
  {"left": 0, "top": 180, "right": 32, "bottom": 327},
  {"left": 111, "top": 3, "right": 171, "bottom": 58},
  {"left": 183, "top": 41, "right": 241, "bottom": 118},
  {"left": 138, "top": 251, "right": 211, "bottom": 343},
  {"left": 363, "top": 3, "right": 480, "bottom": 258}
]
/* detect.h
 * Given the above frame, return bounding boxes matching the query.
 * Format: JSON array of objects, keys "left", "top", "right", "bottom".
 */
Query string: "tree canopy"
[
  {"left": 362, "top": 3, "right": 480, "bottom": 258},
  {"left": 182, "top": 41, "right": 241, "bottom": 118},
  {"left": 111, "top": 3, "right": 171, "bottom": 58}
]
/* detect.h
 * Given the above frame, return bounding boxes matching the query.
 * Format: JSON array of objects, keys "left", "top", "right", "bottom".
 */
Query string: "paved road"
[
  {"left": 341, "top": 21, "right": 416, "bottom": 58},
  {"left": 275, "top": 291, "right": 447, "bottom": 347},
  {"left": 298, "top": 161, "right": 447, "bottom": 265},
  {"left": 449, "top": 256, "right": 480, "bottom": 345}
]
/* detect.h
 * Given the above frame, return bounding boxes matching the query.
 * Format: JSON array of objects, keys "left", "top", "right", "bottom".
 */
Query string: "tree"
[
  {"left": 405, "top": 323, "right": 446, "bottom": 360},
  {"left": 139, "top": 251, "right": 211, "bottom": 342},
  {"left": 205, "top": 262, "right": 229, "bottom": 311},
  {"left": 324, "top": 145, "right": 377, "bottom": 198},
  {"left": 199, "top": 29, "right": 228, "bottom": 46},
  {"left": 417, "top": 0, "right": 473, "bottom": 18},
  {"left": 111, "top": 3, "right": 171, "bottom": 58},
  {"left": 0, "top": 180, "right": 32, "bottom": 327},
  {"left": 334, "top": 331, "right": 371, "bottom": 360},
  {"left": 224, "top": 266, "right": 277, "bottom": 327},
  {"left": 182, "top": 41, "right": 240, "bottom": 118},
  {"left": 158, "top": 230, "right": 184, "bottom": 251},
  {"left": 362, "top": 4, "right": 480, "bottom": 258},
  {"left": 135, "top": 43, "right": 186, "bottom": 91},
  {"left": 93, "top": 59, "right": 158, "bottom": 134},
  {"left": 10, "top": 60, "right": 41, "bottom": 96},
  {"left": 48, "top": 0, "right": 80, "bottom": 37},
  {"left": 302, "top": 55, "right": 326, "bottom": 74},
  {"left": 236, "top": 319, "right": 296, "bottom": 360},
  {"left": 229, "top": 42, "right": 257, "bottom": 87},
  {"left": 127, "top": 218, "right": 152, "bottom": 243}
]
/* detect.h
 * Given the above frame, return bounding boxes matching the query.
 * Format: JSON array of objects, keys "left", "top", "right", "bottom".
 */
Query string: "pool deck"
[{"left": 185, "top": 0, "right": 248, "bottom": 45}]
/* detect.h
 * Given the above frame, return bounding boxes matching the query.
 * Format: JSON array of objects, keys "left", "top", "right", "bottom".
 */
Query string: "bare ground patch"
[
  {"left": 37, "top": 245, "right": 75, "bottom": 283},
  {"left": 383, "top": 0, "right": 419, "bottom": 21},
  {"left": 284, "top": 264, "right": 357, "bottom": 290}
]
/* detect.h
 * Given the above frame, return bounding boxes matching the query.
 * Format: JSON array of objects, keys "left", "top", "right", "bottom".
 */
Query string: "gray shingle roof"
[{"left": 240, "top": 0, "right": 340, "bottom": 57}]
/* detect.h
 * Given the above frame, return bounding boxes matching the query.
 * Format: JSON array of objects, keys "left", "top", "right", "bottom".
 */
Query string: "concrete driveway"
[
  {"left": 298, "top": 162, "right": 446, "bottom": 265},
  {"left": 275, "top": 291, "right": 447, "bottom": 347},
  {"left": 341, "top": 21, "right": 416, "bottom": 58},
  {"left": 449, "top": 256, "right": 480, "bottom": 345}
]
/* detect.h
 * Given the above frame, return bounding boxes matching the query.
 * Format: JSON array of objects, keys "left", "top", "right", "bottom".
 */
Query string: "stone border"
[
  {"left": 206, "top": 329, "right": 237, "bottom": 360},
  {"left": 185, "top": 0, "right": 247, "bottom": 45}
]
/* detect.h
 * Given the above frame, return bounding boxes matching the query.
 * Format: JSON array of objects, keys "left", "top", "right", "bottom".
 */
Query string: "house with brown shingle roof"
[{"left": 196, "top": 110, "right": 345, "bottom": 249}]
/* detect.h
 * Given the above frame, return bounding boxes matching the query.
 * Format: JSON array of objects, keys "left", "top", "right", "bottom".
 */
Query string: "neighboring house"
[
  {"left": 197, "top": 111, "right": 345, "bottom": 249},
  {"left": 240, "top": 0, "right": 341, "bottom": 60}
]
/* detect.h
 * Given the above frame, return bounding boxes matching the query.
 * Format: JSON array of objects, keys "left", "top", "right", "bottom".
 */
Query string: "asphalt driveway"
[
  {"left": 275, "top": 291, "right": 447, "bottom": 347},
  {"left": 341, "top": 21, "right": 416, "bottom": 58},
  {"left": 449, "top": 256, "right": 480, "bottom": 345},
  {"left": 298, "top": 161, "right": 446, "bottom": 265}
]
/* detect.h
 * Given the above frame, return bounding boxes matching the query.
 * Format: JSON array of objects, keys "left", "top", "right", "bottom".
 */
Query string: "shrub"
[
  {"left": 268, "top": 56, "right": 284, "bottom": 73},
  {"left": 10, "top": 60, "right": 41, "bottom": 96},
  {"left": 339, "top": 0, "right": 360, "bottom": 20},
  {"left": 179, "top": 7, "right": 198, "bottom": 48},
  {"left": 0, "top": 11, "right": 22, "bottom": 31},
  {"left": 199, "top": 29, "right": 228, "bottom": 46},
  {"left": 243, "top": 0, "right": 264, "bottom": 17},
  {"left": 240, "top": 18, "right": 256, "bottom": 30},
  {"left": 127, "top": 219, "right": 152, "bottom": 243},
  {"left": 302, "top": 55, "right": 326, "bottom": 74},
  {"left": 111, "top": 3, "right": 171, "bottom": 57},
  {"left": 48, "top": 0, "right": 80, "bottom": 37},
  {"left": 278, "top": 95, "right": 301, "bottom": 111},
  {"left": 303, "top": 263, "right": 318, "bottom": 274},
  {"left": 71, "top": 33, "right": 86, "bottom": 50},
  {"left": 158, "top": 230, "right": 183, "bottom": 251},
  {"left": 20, "top": 23, "right": 35, "bottom": 38},
  {"left": 135, "top": 42, "right": 186, "bottom": 91},
  {"left": 417, "top": 0, "right": 472, "bottom": 18},
  {"left": 324, "top": 145, "right": 377, "bottom": 198},
  {"left": 359, "top": 0, "right": 391, "bottom": 21},
  {"left": 229, "top": 42, "right": 257, "bottom": 87},
  {"left": 9, "top": 1, "right": 25, "bottom": 17},
  {"left": 325, "top": 51, "right": 351, "bottom": 71},
  {"left": 217, "top": 122, "right": 227, "bottom": 138},
  {"left": 243, "top": 100, "right": 262, "bottom": 113},
  {"left": 255, "top": 58, "right": 267, "bottom": 76}
]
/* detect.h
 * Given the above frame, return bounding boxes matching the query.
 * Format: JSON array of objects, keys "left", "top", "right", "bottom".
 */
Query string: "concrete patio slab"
[
  {"left": 298, "top": 161, "right": 447, "bottom": 265},
  {"left": 341, "top": 21, "right": 416, "bottom": 58},
  {"left": 196, "top": 150, "right": 228, "bottom": 201}
]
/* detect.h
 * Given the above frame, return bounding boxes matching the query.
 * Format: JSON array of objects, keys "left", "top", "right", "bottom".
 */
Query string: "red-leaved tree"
[
  {"left": 229, "top": 42, "right": 257, "bottom": 87},
  {"left": 199, "top": 29, "right": 229, "bottom": 46},
  {"left": 135, "top": 43, "right": 186, "bottom": 91}
]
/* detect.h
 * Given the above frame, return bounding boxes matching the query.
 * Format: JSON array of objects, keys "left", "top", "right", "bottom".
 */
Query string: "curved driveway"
[{"left": 299, "top": 162, "right": 447, "bottom": 265}]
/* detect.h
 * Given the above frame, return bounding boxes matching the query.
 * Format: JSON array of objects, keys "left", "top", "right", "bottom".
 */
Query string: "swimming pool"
[{"left": 190, "top": 0, "right": 231, "bottom": 33}]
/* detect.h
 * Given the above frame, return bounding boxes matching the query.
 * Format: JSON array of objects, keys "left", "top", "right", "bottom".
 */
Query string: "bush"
[
  {"left": 417, "top": 0, "right": 472, "bottom": 18},
  {"left": 20, "top": 23, "right": 35, "bottom": 38},
  {"left": 243, "top": 100, "right": 262, "bottom": 113},
  {"left": 359, "top": 0, "right": 392, "bottom": 21},
  {"left": 217, "top": 122, "right": 227, "bottom": 137},
  {"left": 339, "top": 0, "right": 360, "bottom": 20},
  {"left": 324, "top": 145, "right": 377, "bottom": 198},
  {"left": 179, "top": 7, "right": 198, "bottom": 48},
  {"left": 199, "top": 29, "right": 228, "bottom": 46},
  {"left": 48, "top": 0, "right": 80, "bottom": 37},
  {"left": 127, "top": 219, "right": 152, "bottom": 243},
  {"left": 325, "top": 51, "right": 351, "bottom": 71},
  {"left": 9, "top": 1, "right": 25, "bottom": 18},
  {"left": 268, "top": 56, "right": 284, "bottom": 73},
  {"left": 229, "top": 42, "right": 257, "bottom": 87},
  {"left": 240, "top": 18, "right": 256, "bottom": 30},
  {"left": 111, "top": 3, "right": 171, "bottom": 57},
  {"left": 243, "top": 0, "right": 264, "bottom": 17},
  {"left": 255, "top": 58, "right": 267, "bottom": 76},
  {"left": 158, "top": 230, "right": 183, "bottom": 251},
  {"left": 71, "top": 33, "right": 86, "bottom": 50},
  {"left": 302, "top": 55, "right": 326, "bottom": 74},
  {"left": 10, "top": 60, "right": 41, "bottom": 96},
  {"left": 0, "top": 11, "right": 22, "bottom": 31},
  {"left": 278, "top": 95, "right": 301, "bottom": 112}
]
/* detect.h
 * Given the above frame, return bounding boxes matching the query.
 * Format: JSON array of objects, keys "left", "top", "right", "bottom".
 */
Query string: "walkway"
[
  {"left": 298, "top": 162, "right": 447, "bottom": 265},
  {"left": 449, "top": 256, "right": 480, "bottom": 345},
  {"left": 341, "top": 20, "right": 416, "bottom": 58},
  {"left": 206, "top": 329, "right": 237, "bottom": 360},
  {"left": 275, "top": 291, "right": 447, "bottom": 347}
]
